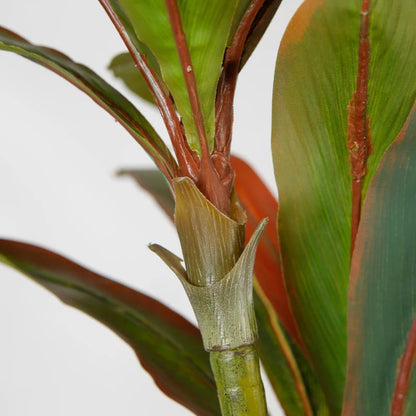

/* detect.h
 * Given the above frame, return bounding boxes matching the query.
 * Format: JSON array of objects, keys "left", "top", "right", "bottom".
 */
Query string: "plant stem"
[
  {"left": 170, "top": 178, "right": 268, "bottom": 414},
  {"left": 210, "top": 345, "right": 267, "bottom": 416}
]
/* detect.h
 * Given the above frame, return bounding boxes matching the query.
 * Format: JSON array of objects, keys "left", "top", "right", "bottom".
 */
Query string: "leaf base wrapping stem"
[{"left": 151, "top": 178, "right": 269, "bottom": 414}]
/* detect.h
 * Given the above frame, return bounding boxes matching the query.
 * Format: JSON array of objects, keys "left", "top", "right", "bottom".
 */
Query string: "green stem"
[{"left": 210, "top": 345, "right": 267, "bottom": 416}]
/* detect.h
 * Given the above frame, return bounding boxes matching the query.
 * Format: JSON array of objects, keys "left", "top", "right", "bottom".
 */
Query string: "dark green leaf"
[
  {"left": 0, "top": 239, "right": 220, "bottom": 415},
  {"left": 343, "top": 104, "right": 416, "bottom": 416}
]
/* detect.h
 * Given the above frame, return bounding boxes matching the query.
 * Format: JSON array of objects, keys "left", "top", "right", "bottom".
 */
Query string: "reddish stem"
[
  {"left": 348, "top": 0, "right": 372, "bottom": 256},
  {"left": 391, "top": 314, "right": 416, "bottom": 416},
  {"left": 164, "top": 0, "right": 210, "bottom": 161},
  {"left": 99, "top": 0, "right": 200, "bottom": 183},
  {"left": 164, "top": 0, "right": 231, "bottom": 214},
  {"left": 215, "top": 0, "right": 266, "bottom": 157}
]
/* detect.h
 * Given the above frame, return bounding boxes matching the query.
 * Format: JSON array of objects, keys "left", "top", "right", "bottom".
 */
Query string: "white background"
[{"left": 0, "top": 1, "right": 303, "bottom": 415}]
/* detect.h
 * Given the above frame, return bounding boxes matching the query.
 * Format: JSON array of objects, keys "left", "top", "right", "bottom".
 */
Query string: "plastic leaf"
[
  {"left": 343, "top": 103, "right": 416, "bottom": 416},
  {"left": 231, "top": 155, "right": 301, "bottom": 346},
  {"left": 254, "top": 284, "right": 329, "bottom": 416},
  {"left": 0, "top": 239, "right": 220, "bottom": 416},
  {"left": 272, "top": 1, "right": 416, "bottom": 411},
  {"left": 113, "top": 0, "right": 251, "bottom": 151},
  {"left": 0, "top": 26, "right": 177, "bottom": 180}
]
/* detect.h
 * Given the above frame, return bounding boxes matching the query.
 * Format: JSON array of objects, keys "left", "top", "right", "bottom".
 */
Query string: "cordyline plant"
[{"left": 1, "top": 0, "right": 416, "bottom": 415}]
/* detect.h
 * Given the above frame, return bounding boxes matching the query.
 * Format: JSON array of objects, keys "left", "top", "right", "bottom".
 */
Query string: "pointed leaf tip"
[{"left": 0, "top": 239, "right": 220, "bottom": 415}]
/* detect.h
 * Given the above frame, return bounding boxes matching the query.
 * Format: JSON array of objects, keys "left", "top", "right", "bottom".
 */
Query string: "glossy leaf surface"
[
  {"left": 272, "top": 1, "right": 416, "bottom": 411},
  {"left": 108, "top": 0, "right": 284, "bottom": 101},
  {"left": 115, "top": 0, "right": 250, "bottom": 151},
  {"left": 254, "top": 287, "right": 329, "bottom": 416},
  {"left": 343, "top": 104, "right": 416, "bottom": 416},
  {"left": 0, "top": 27, "right": 177, "bottom": 179},
  {"left": 0, "top": 240, "right": 220, "bottom": 415},
  {"left": 231, "top": 156, "right": 301, "bottom": 347}
]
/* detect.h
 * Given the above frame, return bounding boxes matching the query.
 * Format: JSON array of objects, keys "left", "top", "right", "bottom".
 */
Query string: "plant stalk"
[
  {"left": 210, "top": 345, "right": 267, "bottom": 416},
  {"left": 164, "top": 178, "right": 269, "bottom": 415}
]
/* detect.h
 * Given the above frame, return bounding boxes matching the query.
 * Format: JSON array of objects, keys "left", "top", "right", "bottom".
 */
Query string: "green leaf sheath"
[
  {"left": 151, "top": 178, "right": 269, "bottom": 414},
  {"left": 0, "top": 27, "right": 177, "bottom": 180},
  {"left": 342, "top": 104, "right": 416, "bottom": 416},
  {"left": 272, "top": 1, "right": 416, "bottom": 412},
  {"left": 123, "top": 164, "right": 326, "bottom": 415},
  {"left": 0, "top": 240, "right": 220, "bottom": 415},
  {"left": 174, "top": 177, "right": 246, "bottom": 288},
  {"left": 114, "top": 0, "right": 250, "bottom": 152},
  {"left": 210, "top": 346, "right": 267, "bottom": 416}
]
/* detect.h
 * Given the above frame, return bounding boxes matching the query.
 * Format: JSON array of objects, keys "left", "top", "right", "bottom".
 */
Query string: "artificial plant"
[{"left": 1, "top": 0, "right": 416, "bottom": 415}]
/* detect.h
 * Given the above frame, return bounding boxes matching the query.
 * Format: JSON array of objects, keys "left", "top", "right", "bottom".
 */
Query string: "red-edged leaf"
[
  {"left": 343, "top": 104, "right": 416, "bottom": 416},
  {"left": 0, "top": 26, "right": 177, "bottom": 181},
  {"left": 231, "top": 155, "right": 301, "bottom": 347},
  {"left": 240, "top": 0, "right": 284, "bottom": 68},
  {"left": 0, "top": 239, "right": 219, "bottom": 416}
]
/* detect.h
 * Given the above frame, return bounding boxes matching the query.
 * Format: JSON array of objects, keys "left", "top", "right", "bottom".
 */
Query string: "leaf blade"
[
  {"left": 0, "top": 239, "right": 220, "bottom": 416},
  {"left": 114, "top": 0, "right": 250, "bottom": 151},
  {"left": 254, "top": 283, "right": 329, "bottom": 416},
  {"left": 342, "top": 104, "right": 416, "bottom": 416},
  {"left": 272, "top": 1, "right": 416, "bottom": 411},
  {"left": 231, "top": 155, "right": 301, "bottom": 347},
  {"left": 0, "top": 26, "right": 177, "bottom": 179}
]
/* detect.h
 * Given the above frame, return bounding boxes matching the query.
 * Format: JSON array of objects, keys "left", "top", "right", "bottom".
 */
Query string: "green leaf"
[
  {"left": 117, "top": 168, "right": 175, "bottom": 221},
  {"left": 231, "top": 155, "right": 302, "bottom": 347},
  {"left": 0, "top": 26, "right": 177, "bottom": 180},
  {"left": 0, "top": 239, "right": 220, "bottom": 416},
  {"left": 108, "top": 52, "right": 155, "bottom": 104},
  {"left": 272, "top": 1, "right": 416, "bottom": 412},
  {"left": 113, "top": 0, "right": 250, "bottom": 152},
  {"left": 107, "top": 0, "right": 281, "bottom": 112},
  {"left": 342, "top": 104, "right": 416, "bottom": 416},
  {"left": 254, "top": 285, "right": 329, "bottom": 416}
]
